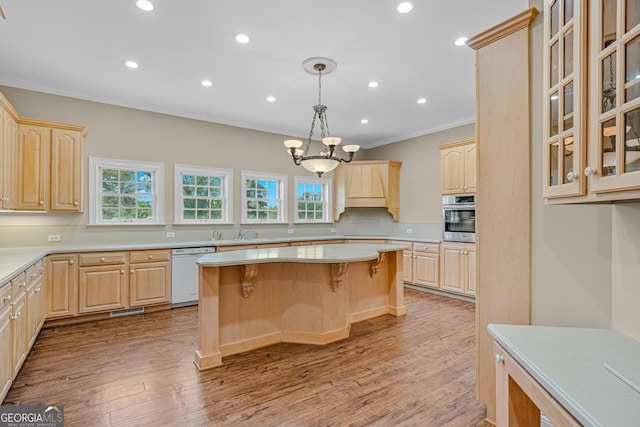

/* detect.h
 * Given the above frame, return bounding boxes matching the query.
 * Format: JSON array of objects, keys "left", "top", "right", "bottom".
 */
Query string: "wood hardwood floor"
[{"left": 4, "top": 289, "right": 486, "bottom": 426}]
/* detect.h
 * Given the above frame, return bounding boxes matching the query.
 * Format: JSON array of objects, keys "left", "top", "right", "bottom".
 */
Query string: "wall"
[{"left": 0, "top": 86, "right": 344, "bottom": 246}]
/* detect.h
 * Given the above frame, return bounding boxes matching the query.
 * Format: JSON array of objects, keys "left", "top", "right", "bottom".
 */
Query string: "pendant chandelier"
[{"left": 284, "top": 57, "right": 360, "bottom": 177}]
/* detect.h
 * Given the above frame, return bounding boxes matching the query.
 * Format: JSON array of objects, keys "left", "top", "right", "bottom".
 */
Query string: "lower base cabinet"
[
  {"left": 390, "top": 241, "right": 440, "bottom": 290},
  {"left": 78, "top": 265, "right": 128, "bottom": 314},
  {"left": 0, "top": 306, "right": 12, "bottom": 401},
  {"left": 440, "top": 242, "right": 476, "bottom": 296}
]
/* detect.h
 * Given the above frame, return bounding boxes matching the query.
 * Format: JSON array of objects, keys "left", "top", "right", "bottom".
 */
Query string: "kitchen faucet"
[{"left": 235, "top": 229, "right": 256, "bottom": 240}]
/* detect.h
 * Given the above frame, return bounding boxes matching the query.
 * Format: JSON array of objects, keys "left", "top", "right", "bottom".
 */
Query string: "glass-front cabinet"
[
  {"left": 544, "top": 0, "right": 586, "bottom": 198},
  {"left": 587, "top": 0, "right": 640, "bottom": 192},
  {"left": 543, "top": 0, "right": 640, "bottom": 201}
]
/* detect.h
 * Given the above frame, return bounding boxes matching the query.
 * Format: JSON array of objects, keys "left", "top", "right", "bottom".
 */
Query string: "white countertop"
[
  {"left": 196, "top": 243, "right": 407, "bottom": 267},
  {"left": 0, "top": 235, "right": 441, "bottom": 287},
  {"left": 488, "top": 324, "right": 640, "bottom": 426}
]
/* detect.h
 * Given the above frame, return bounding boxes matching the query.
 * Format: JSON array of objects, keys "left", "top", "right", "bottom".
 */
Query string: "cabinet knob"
[
  {"left": 148, "top": 255, "right": 153, "bottom": 259},
  {"left": 566, "top": 171, "right": 577, "bottom": 182},
  {"left": 74, "top": 201, "right": 79, "bottom": 206},
  {"left": 495, "top": 354, "right": 504, "bottom": 363},
  {"left": 69, "top": 260, "right": 75, "bottom": 265},
  {"left": 130, "top": 269, "right": 135, "bottom": 274},
  {"left": 20, "top": 282, "right": 26, "bottom": 288},
  {"left": 35, "top": 287, "right": 41, "bottom": 292},
  {"left": 39, "top": 200, "right": 44, "bottom": 205},
  {"left": 584, "top": 166, "right": 596, "bottom": 177},
  {"left": 3, "top": 295, "right": 11, "bottom": 302},
  {"left": 100, "top": 257, "right": 106, "bottom": 262},
  {"left": 16, "top": 311, "right": 21, "bottom": 318},
  {"left": 120, "top": 270, "right": 125, "bottom": 274},
  {"left": 31, "top": 273, "right": 36, "bottom": 278}
]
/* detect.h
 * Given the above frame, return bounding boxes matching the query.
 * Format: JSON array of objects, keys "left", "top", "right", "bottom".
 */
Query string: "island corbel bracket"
[
  {"left": 240, "top": 264, "right": 259, "bottom": 298},
  {"left": 369, "top": 253, "right": 386, "bottom": 277},
  {"left": 330, "top": 263, "right": 348, "bottom": 292}
]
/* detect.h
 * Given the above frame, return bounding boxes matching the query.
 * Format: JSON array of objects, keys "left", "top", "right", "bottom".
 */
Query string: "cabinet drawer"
[
  {"left": 78, "top": 252, "right": 127, "bottom": 266},
  {"left": 130, "top": 249, "right": 171, "bottom": 264},
  {"left": 413, "top": 243, "right": 440, "bottom": 254},
  {"left": 388, "top": 240, "right": 413, "bottom": 251},
  {"left": 0, "top": 284, "right": 11, "bottom": 311},
  {"left": 25, "top": 264, "right": 38, "bottom": 286},
  {"left": 11, "top": 272, "right": 27, "bottom": 298}
]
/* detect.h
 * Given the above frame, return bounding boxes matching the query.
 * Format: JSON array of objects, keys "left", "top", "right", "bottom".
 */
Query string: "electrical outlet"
[
  {"left": 166, "top": 232, "right": 175, "bottom": 238},
  {"left": 330, "top": 228, "right": 336, "bottom": 233},
  {"left": 406, "top": 228, "right": 413, "bottom": 234},
  {"left": 287, "top": 229, "right": 294, "bottom": 234},
  {"left": 48, "top": 235, "right": 61, "bottom": 242}
]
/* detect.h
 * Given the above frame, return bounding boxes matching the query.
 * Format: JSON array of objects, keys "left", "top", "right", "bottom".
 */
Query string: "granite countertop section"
[
  {"left": 197, "top": 243, "right": 407, "bottom": 267},
  {"left": 0, "top": 235, "right": 441, "bottom": 287},
  {"left": 488, "top": 324, "right": 640, "bottom": 426}
]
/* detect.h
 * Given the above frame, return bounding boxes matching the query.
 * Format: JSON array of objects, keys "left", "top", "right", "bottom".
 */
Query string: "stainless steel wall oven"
[{"left": 442, "top": 195, "right": 476, "bottom": 243}]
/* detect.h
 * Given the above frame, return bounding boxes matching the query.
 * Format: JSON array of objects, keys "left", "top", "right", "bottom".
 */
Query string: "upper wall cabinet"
[
  {"left": 334, "top": 160, "right": 402, "bottom": 221},
  {"left": 543, "top": 0, "right": 640, "bottom": 202},
  {"left": 0, "top": 92, "right": 87, "bottom": 212},
  {"left": 438, "top": 139, "right": 476, "bottom": 195}
]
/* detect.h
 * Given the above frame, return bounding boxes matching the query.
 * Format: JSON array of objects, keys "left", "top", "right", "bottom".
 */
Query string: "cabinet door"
[
  {"left": 0, "top": 307, "right": 12, "bottom": 402},
  {"left": 129, "top": 262, "right": 171, "bottom": 307},
  {"left": 78, "top": 266, "right": 127, "bottom": 313},
  {"left": 413, "top": 253, "right": 439, "bottom": 288},
  {"left": 26, "top": 282, "right": 38, "bottom": 349},
  {"left": 50, "top": 128, "right": 82, "bottom": 212},
  {"left": 46, "top": 254, "right": 77, "bottom": 319},
  {"left": 464, "top": 144, "right": 477, "bottom": 193},
  {"left": 441, "top": 146, "right": 466, "bottom": 194},
  {"left": 1, "top": 109, "right": 16, "bottom": 209},
  {"left": 543, "top": 0, "right": 586, "bottom": 198},
  {"left": 11, "top": 292, "right": 27, "bottom": 378},
  {"left": 441, "top": 246, "right": 464, "bottom": 293},
  {"left": 14, "top": 125, "right": 49, "bottom": 210},
  {"left": 466, "top": 249, "right": 477, "bottom": 296},
  {"left": 402, "top": 250, "right": 413, "bottom": 283}
]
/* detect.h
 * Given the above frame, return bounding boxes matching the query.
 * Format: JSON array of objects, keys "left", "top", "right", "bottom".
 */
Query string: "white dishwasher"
[{"left": 171, "top": 247, "right": 215, "bottom": 307}]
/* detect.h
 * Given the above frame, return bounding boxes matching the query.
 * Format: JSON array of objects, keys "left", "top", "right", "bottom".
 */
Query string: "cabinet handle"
[
  {"left": 566, "top": 171, "right": 577, "bottom": 182},
  {"left": 74, "top": 202, "right": 79, "bottom": 206},
  {"left": 31, "top": 273, "right": 37, "bottom": 278},
  {"left": 495, "top": 354, "right": 504, "bottom": 363},
  {"left": 3, "top": 295, "right": 11, "bottom": 302},
  {"left": 148, "top": 255, "right": 153, "bottom": 259},
  {"left": 69, "top": 260, "right": 75, "bottom": 265},
  {"left": 100, "top": 257, "right": 106, "bottom": 262},
  {"left": 20, "top": 282, "right": 26, "bottom": 288},
  {"left": 39, "top": 200, "right": 44, "bottom": 205},
  {"left": 35, "top": 287, "right": 41, "bottom": 292},
  {"left": 16, "top": 311, "right": 21, "bottom": 318},
  {"left": 120, "top": 270, "right": 125, "bottom": 274},
  {"left": 38, "top": 267, "right": 44, "bottom": 272},
  {"left": 130, "top": 269, "right": 135, "bottom": 274},
  {"left": 584, "top": 166, "right": 596, "bottom": 177}
]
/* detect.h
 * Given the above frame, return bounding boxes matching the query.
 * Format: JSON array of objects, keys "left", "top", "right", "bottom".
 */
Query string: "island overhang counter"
[{"left": 194, "top": 243, "right": 407, "bottom": 371}]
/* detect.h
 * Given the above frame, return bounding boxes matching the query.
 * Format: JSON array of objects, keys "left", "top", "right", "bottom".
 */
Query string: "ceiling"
[{"left": 0, "top": 0, "right": 528, "bottom": 149}]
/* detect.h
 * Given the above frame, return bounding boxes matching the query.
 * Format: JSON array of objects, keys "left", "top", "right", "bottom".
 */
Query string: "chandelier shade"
[{"left": 284, "top": 58, "right": 360, "bottom": 177}]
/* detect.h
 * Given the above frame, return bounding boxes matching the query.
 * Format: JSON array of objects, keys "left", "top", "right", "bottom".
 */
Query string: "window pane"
[
  {"left": 102, "top": 196, "right": 118, "bottom": 207},
  {"left": 564, "top": 82, "right": 574, "bottom": 130},
  {"left": 625, "top": 35, "right": 640, "bottom": 102},
  {"left": 602, "top": 52, "right": 617, "bottom": 113},
  {"left": 196, "top": 175, "right": 208, "bottom": 186},
  {"left": 550, "top": 41, "right": 559, "bottom": 87},
  {"left": 138, "top": 209, "right": 152, "bottom": 219},
  {"left": 120, "top": 170, "right": 135, "bottom": 181},
  {"left": 102, "top": 182, "right": 118, "bottom": 193},
  {"left": 122, "top": 196, "right": 136, "bottom": 207},
  {"left": 196, "top": 187, "right": 208, "bottom": 197},
  {"left": 550, "top": 92, "right": 559, "bottom": 136},
  {"left": 603, "top": 0, "right": 617, "bottom": 48},
  {"left": 564, "top": 0, "right": 574, "bottom": 24},
  {"left": 137, "top": 183, "right": 151, "bottom": 194},
  {"left": 602, "top": 117, "right": 617, "bottom": 176},
  {"left": 624, "top": 108, "right": 640, "bottom": 173},
  {"left": 120, "top": 182, "right": 135, "bottom": 194},
  {"left": 137, "top": 171, "right": 151, "bottom": 182},
  {"left": 102, "top": 169, "right": 118, "bottom": 181},
  {"left": 197, "top": 199, "right": 209, "bottom": 209},
  {"left": 183, "top": 186, "right": 195, "bottom": 196},
  {"left": 182, "top": 174, "right": 194, "bottom": 185},
  {"left": 184, "top": 210, "right": 196, "bottom": 219},
  {"left": 102, "top": 208, "right": 118, "bottom": 220},
  {"left": 626, "top": 0, "right": 639, "bottom": 32},
  {"left": 184, "top": 199, "right": 195, "bottom": 209},
  {"left": 550, "top": 141, "right": 559, "bottom": 186},
  {"left": 211, "top": 210, "right": 222, "bottom": 220},
  {"left": 563, "top": 137, "right": 574, "bottom": 184},
  {"left": 563, "top": 28, "right": 574, "bottom": 78},
  {"left": 550, "top": 0, "right": 559, "bottom": 36}
]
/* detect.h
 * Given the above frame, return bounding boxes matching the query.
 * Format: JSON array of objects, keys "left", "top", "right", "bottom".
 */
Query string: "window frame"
[
  {"left": 89, "top": 157, "right": 164, "bottom": 225},
  {"left": 173, "top": 164, "right": 234, "bottom": 224},
  {"left": 240, "top": 170, "right": 288, "bottom": 224},
  {"left": 293, "top": 175, "right": 333, "bottom": 223}
]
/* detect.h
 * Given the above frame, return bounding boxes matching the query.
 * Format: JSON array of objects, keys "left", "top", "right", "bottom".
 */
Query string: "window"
[
  {"left": 89, "top": 157, "right": 164, "bottom": 225},
  {"left": 174, "top": 165, "right": 233, "bottom": 224},
  {"left": 241, "top": 170, "right": 287, "bottom": 223},
  {"left": 294, "top": 176, "right": 332, "bottom": 223}
]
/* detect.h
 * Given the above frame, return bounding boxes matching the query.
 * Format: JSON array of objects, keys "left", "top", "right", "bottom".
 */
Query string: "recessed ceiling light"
[
  {"left": 201, "top": 80, "right": 213, "bottom": 87},
  {"left": 235, "top": 34, "right": 250, "bottom": 44},
  {"left": 417, "top": 98, "right": 427, "bottom": 104},
  {"left": 266, "top": 96, "right": 276, "bottom": 102},
  {"left": 397, "top": 1, "right": 416, "bottom": 14},
  {"left": 135, "top": 0, "right": 154, "bottom": 12},
  {"left": 361, "top": 119, "right": 369, "bottom": 124},
  {"left": 368, "top": 81, "right": 379, "bottom": 88},
  {"left": 124, "top": 60, "right": 139, "bottom": 69},
  {"left": 455, "top": 37, "right": 468, "bottom": 46}
]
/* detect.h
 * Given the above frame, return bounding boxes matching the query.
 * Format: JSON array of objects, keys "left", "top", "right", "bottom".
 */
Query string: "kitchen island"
[{"left": 194, "top": 243, "right": 407, "bottom": 370}]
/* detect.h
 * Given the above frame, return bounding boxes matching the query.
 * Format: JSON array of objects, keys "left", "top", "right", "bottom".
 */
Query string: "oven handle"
[{"left": 443, "top": 205, "right": 476, "bottom": 210}]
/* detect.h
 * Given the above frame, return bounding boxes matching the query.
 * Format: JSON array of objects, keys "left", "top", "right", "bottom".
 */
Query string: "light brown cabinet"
[
  {"left": 46, "top": 254, "right": 78, "bottom": 319},
  {"left": 10, "top": 284, "right": 27, "bottom": 380},
  {"left": 129, "top": 249, "right": 171, "bottom": 307},
  {"left": 78, "top": 252, "right": 128, "bottom": 314},
  {"left": 544, "top": 0, "right": 640, "bottom": 202},
  {"left": 0, "top": 91, "right": 86, "bottom": 212},
  {"left": 25, "top": 261, "right": 45, "bottom": 349},
  {"left": 440, "top": 242, "right": 476, "bottom": 296},
  {"left": 413, "top": 243, "right": 440, "bottom": 289},
  {"left": 439, "top": 139, "right": 476, "bottom": 195},
  {"left": 334, "top": 160, "right": 402, "bottom": 221},
  {"left": 0, "top": 294, "right": 12, "bottom": 402}
]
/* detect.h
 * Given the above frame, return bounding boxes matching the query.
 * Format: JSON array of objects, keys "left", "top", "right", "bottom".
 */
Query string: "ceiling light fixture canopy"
[{"left": 284, "top": 58, "right": 360, "bottom": 177}]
